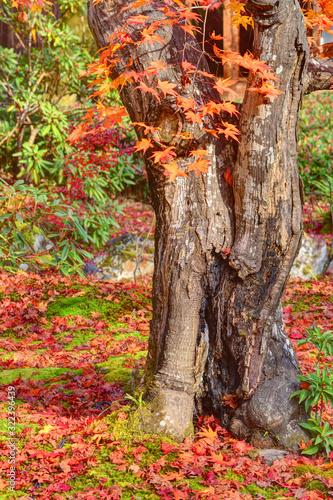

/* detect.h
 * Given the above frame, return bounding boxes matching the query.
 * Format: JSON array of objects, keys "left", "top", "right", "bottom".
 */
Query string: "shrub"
[
  {"left": 54, "top": 121, "right": 145, "bottom": 248},
  {"left": 0, "top": 179, "right": 93, "bottom": 277},
  {"left": 0, "top": 0, "right": 94, "bottom": 182},
  {"left": 298, "top": 91, "right": 333, "bottom": 193}
]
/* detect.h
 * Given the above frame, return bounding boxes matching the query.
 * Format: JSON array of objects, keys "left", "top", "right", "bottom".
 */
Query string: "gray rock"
[
  {"left": 19, "top": 263, "right": 29, "bottom": 271},
  {"left": 258, "top": 449, "right": 288, "bottom": 465},
  {"left": 289, "top": 232, "right": 329, "bottom": 280},
  {"left": 32, "top": 233, "right": 54, "bottom": 253},
  {"left": 91, "top": 233, "right": 154, "bottom": 282},
  {"left": 83, "top": 262, "right": 101, "bottom": 275}
]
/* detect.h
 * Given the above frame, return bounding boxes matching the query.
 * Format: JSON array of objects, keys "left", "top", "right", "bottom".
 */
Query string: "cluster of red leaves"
[
  {"left": 303, "top": 203, "right": 332, "bottom": 244},
  {"left": 111, "top": 198, "right": 155, "bottom": 239},
  {"left": 61, "top": 122, "right": 137, "bottom": 202},
  {"left": 71, "top": 0, "right": 291, "bottom": 182}
]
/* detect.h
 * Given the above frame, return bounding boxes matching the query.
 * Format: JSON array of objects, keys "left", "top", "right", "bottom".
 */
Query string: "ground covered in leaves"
[{"left": 1, "top": 204, "right": 333, "bottom": 500}]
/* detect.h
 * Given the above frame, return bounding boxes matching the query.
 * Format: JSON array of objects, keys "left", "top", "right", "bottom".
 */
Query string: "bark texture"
[
  {"left": 87, "top": 0, "right": 330, "bottom": 448},
  {"left": 304, "top": 43, "right": 333, "bottom": 94}
]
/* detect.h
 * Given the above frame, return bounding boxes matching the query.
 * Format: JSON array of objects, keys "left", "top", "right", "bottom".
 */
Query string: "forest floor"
[{"left": 0, "top": 201, "right": 333, "bottom": 500}]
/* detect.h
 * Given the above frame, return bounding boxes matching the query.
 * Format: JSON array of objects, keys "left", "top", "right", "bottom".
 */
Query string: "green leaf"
[
  {"left": 61, "top": 244, "right": 69, "bottom": 262},
  {"left": 302, "top": 444, "right": 320, "bottom": 455},
  {"left": 16, "top": 213, "right": 23, "bottom": 224}
]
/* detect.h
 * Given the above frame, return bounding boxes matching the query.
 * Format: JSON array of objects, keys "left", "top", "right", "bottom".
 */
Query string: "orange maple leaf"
[
  {"left": 145, "top": 60, "right": 168, "bottom": 76},
  {"left": 224, "top": 168, "right": 233, "bottom": 186},
  {"left": 210, "top": 30, "right": 224, "bottom": 40},
  {"left": 213, "top": 78, "right": 238, "bottom": 96},
  {"left": 189, "top": 149, "right": 208, "bottom": 158},
  {"left": 209, "top": 452, "right": 225, "bottom": 464},
  {"left": 177, "top": 96, "right": 195, "bottom": 112},
  {"left": 218, "top": 122, "right": 241, "bottom": 142},
  {"left": 181, "top": 61, "right": 196, "bottom": 72},
  {"left": 134, "top": 81, "right": 161, "bottom": 103},
  {"left": 181, "top": 23, "right": 201, "bottom": 37},
  {"left": 120, "top": 0, "right": 149, "bottom": 12},
  {"left": 66, "top": 124, "right": 88, "bottom": 145},
  {"left": 127, "top": 15, "right": 151, "bottom": 25},
  {"left": 188, "top": 159, "right": 209, "bottom": 177},
  {"left": 164, "top": 162, "right": 188, "bottom": 181},
  {"left": 134, "top": 138, "right": 153, "bottom": 154},
  {"left": 248, "top": 82, "right": 284, "bottom": 97},
  {"left": 197, "top": 425, "right": 218, "bottom": 442},
  {"left": 156, "top": 79, "right": 178, "bottom": 97},
  {"left": 184, "top": 110, "right": 202, "bottom": 125},
  {"left": 132, "top": 122, "right": 159, "bottom": 135},
  {"left": 150, "top": 147, "right": 176, "bottom": 163},
  {"left": 140, "top": 25, "right": 166, "bottom": 46}
]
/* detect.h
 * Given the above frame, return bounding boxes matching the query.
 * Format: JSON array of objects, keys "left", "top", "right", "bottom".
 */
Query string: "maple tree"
[{"left": 83, "top": 0, "right": 333, "bottom": 448}]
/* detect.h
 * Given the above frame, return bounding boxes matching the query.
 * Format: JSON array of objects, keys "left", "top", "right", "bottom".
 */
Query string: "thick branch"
[{"left": 304, "top": 52, "right": 333, "bottom": 94}]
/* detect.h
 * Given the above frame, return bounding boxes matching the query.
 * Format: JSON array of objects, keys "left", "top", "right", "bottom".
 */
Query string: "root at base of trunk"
[
  {"left": 229, "top": 376, "right": 309, "bottom": 451},
  {"left": 136, "top": 387, "right": 194, "bottom": 442}
]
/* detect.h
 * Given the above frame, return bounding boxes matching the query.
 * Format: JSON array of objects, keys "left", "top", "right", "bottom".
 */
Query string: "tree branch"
[{"left": 304, "top": 43, "right": 333, "bottom": 95}]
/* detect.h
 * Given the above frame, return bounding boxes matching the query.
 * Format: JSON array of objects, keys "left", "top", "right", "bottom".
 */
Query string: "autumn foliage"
[{"left": 65, "top": 0, "right": 333, "bottom": 184}]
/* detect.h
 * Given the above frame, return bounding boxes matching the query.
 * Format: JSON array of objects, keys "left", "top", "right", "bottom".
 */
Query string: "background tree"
[{"left": 86, "top": 0, "right": 333, "bottom": 449}]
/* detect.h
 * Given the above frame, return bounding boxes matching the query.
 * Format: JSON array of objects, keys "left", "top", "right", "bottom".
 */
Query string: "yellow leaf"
[{"left": 39, "top": 425, "right": 55, "bottom": 434}]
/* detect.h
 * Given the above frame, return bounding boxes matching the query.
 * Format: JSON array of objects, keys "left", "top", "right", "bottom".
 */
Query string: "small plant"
[
  {"left": 291, "top": 326, "right": 333, "bottom": 457},
  {"left": 300, "top": 418, "right": 333, "bottom": 456},
  {"left": 125, "top": 392, "right": 145, "bottom": 408}
]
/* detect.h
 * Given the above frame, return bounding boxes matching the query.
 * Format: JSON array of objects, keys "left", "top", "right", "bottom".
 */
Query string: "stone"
[
  {"left": 258, "top": 449, "right": 288, "bottom": 466},
  {"left": 19, "top": 263, "right": 29, "bottom": 271},
  {"left": 83, "top": 262, "right": 101, "bottom": 275},
  {"left": 32, "top": 233, "right": 54, "bottom": 253},
  {"left": 88, "top": 233, "right": 154, "bottom": 282},
  {"left": 289, "top": 232, "right": 329, "bottom": 280}
]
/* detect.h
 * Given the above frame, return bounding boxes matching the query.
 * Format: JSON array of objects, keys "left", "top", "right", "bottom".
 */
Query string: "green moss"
[
  {"left": 0, "top": 419, "right": 26, "bottom": 441},
  {"left": 241, "top": 483, "right": 289, "bottom": 498},
  {"left": 97, "top": 351, "right": 146, "bottom": 388},
  {"left": 0, "top": 487, "right": 29, "bottom": 499},
  {"left": 186, "top": 477, "right": 209, "bottom": 491},
  {"left": 307, "top": 480, "right": 327, "bottom": 493},
  {"left": 46, "top": 294, "right": 138, "bottom": 323},
  {"left": 302, "top": 283, "right": 313, "bottom": 289},
  {"left": 224, "top": 468, "right": 245, "bottom": 482},
  {"left": 292, "top": 301, "right": 310, "bottom": 312},
  {"left": 294, "top": 464, "right": 333, "bottom": 479},
  {"left": 0, "top": 366, "right": 81, "bottom": 385},
  {"left": 68, "top": 417, "right": 174, "bottom": 499},
  {"left": 57, "top": 329, "right": 96, "bottom": 350}
]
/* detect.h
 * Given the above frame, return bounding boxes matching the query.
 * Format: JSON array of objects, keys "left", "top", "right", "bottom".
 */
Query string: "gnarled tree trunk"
[{"left": 88, "top": 0, "right": 333, "bottom": 449}]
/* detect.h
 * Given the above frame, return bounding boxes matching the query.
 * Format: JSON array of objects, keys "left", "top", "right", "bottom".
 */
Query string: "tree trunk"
[{"left": 87, "top": 0, "right": 327, "bottom": 449}]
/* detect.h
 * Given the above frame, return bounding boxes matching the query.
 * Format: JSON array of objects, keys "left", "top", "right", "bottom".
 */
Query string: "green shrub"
[
  {"left": 0, "top": 0, "right": 94, "bottom": 181},
  {"left": 0, "top": 179, "right": 93, "bottom": 277},
  {"left": 299, "top": 91, "right": 333, "bottom": 193}
]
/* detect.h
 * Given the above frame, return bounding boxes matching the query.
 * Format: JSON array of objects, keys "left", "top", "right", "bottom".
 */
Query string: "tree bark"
[{"left": 87, "top": 0, "right": 330, "bottom": 449}]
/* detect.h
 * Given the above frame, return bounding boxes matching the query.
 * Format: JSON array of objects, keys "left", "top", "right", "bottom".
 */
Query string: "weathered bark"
[
  {"left": 87, "top": 0, "right": 330, "bottom": 449},
  {"left": 304, "top": 43, "right": 333, "bottom": 94}
]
